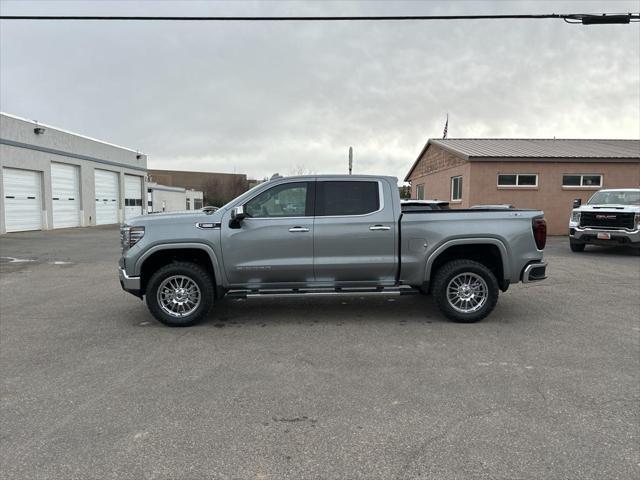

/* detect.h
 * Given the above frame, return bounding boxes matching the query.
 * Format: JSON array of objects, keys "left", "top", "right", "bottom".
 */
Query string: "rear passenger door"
[{"left": 313, "top": 179, "right": 397, "bottom": 284}]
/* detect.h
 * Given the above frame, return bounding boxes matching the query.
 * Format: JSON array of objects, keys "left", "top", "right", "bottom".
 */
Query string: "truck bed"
[{"left": 401, "top": 206, "right": 537, "bottom": 214}]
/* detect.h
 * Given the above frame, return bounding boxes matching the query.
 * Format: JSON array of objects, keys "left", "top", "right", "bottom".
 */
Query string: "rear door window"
[{"left": 316, "top": 181, "right": 380, "bottom": 216}]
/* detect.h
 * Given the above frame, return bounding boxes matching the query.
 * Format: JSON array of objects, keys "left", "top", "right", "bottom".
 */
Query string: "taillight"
[{"left": 532, "top": 218, "right": 547, "bottom": 250}]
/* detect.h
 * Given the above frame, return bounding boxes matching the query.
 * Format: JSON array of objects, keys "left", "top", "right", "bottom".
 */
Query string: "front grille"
[{"left": 579, "top": 211, "right": 635, "bottom": 230}]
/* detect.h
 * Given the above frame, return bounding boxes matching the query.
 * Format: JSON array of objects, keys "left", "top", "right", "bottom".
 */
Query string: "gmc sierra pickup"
[
  {"left": 119, "top": 175, "right": 547, "bottom": 326},
  {"left": 569, "top": 188, "right": 640, "bottom": 254}
]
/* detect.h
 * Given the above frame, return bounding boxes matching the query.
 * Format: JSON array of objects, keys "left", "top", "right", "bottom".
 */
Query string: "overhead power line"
[{"left": 0, "top": 13, "right": 638, "bottom": 24}]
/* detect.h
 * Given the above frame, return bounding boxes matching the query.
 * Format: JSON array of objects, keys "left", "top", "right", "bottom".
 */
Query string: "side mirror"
[
  {"left": 572, "top": 198, "right": 582, "bottom": 209},
  {"left": 231, "top": 205, "right": 246, "bottom": 221},
  {"left": 229, "top": 205, "right": 246, "bottom": 228}
]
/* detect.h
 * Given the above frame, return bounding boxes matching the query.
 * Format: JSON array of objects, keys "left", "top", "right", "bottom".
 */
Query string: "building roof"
[
  {"left": 147, "top": 182, "right": 186, "bottom": 193},
  {"left": 405, "top": 138, "right": 640, "bottom": 181},
  {"left": 1, "top": 111, "right": 145, "bottom": 155},
  {"left": 431, "top": 138, "right": 640, "bottom": 159}
]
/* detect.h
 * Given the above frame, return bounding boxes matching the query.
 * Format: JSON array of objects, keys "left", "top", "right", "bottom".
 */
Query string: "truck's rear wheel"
[
  {"left": 145, "top": 262, "right": 214, "bottom": 327},
  {"left": 569, "top": 240, "right": 586, "bottom": 252},
  {"left": 432, "top": 260, "right": 499, "bottom": 323}
]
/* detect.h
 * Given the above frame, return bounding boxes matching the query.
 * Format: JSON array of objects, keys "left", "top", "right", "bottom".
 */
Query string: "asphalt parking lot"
[{"left": 1, "top": 226, "right": 638, "bottom": 480}]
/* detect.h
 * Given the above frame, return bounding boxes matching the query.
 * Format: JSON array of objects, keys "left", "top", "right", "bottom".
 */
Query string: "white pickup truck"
[{"left": 569, "top": 188, "right": 640, "bottom": 254}]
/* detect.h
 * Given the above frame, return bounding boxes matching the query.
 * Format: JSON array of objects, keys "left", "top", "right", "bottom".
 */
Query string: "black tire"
[
  {"left": 569, "top": 240, "right": 586, "bottom": 252},
  {"left": 145, "top": 262, "right": 214, "bottom": 327},
  {"left": 432, "top": 259, "right": 499, "bottom": 323}
]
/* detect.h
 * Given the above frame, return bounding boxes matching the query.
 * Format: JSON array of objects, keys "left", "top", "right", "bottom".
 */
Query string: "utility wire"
[{"left": 0, "top": 13, "right": 638, "bottom": 24}]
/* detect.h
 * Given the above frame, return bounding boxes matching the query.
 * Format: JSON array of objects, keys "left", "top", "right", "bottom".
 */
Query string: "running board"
[{"left": 226, "top": 286, "right": 420, "bottom": 299}]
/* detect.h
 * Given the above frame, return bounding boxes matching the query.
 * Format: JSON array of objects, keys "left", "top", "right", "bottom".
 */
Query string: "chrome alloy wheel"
[
  {"left": 446, "top": 272, "right": 488, "bottom": 314},
  {"left": 157, "top": 275, "right": 201, "bottom": 318}
]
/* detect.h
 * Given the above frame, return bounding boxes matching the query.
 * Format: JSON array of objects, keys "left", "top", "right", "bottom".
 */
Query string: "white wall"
[
  {"left": 149, "top": 184, "right": 187, "bottom": 213},
  {"left": 185, "top": 189, "right": 204, "bottom": 210},
  {"left": 0, "top": 113, "right": 147, "bottom": 233}
]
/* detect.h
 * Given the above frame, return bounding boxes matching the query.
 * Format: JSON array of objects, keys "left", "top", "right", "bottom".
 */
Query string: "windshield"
[
  {"left": 587, "top": 190, "right": 640, "bottom": 206},
  {"left": 219, "top": 181, "right": 269, "bottom": 211}
]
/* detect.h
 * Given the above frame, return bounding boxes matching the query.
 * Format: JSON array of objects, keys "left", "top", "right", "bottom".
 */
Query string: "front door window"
[{"left": 245, "top": 182, "right": 309, "bottom": 218}]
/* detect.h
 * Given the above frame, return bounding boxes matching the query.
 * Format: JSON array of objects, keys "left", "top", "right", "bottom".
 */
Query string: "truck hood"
[
  {"left": 576, "top": 204, "right": 640, "bottom": 213},
  {"left": 125, "top": 209, "right": 225, "bottom": 227}
]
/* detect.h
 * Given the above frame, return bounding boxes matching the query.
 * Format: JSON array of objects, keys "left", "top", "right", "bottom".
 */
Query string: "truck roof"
[{"left": 273, "top": 174, "right": 398, "bottom": 182}]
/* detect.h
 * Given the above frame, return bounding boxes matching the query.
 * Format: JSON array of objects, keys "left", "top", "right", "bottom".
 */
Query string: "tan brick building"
[{"left": 405, "top": 139, "right": 640, "bottom": 235}]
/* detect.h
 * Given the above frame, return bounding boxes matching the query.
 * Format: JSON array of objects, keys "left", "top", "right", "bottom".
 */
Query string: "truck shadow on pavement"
[
  {"left": 136, "top": 294, "right": 522, "bottom": 330},
  {"left": 546, "top": 238, "right": 639, "bottom": 258},
  {"left": 575, "top": 245, "right": 639, "bottom": 257}
]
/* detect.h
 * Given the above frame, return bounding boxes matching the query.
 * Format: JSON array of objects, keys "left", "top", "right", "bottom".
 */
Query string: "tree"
[
  {"left": 399, "top": 185, "right": 411, "bottom": 200},
  {"left": 202, "top": 176, "right": 226, "bottom": 207},
  {"left": 202, "top": 175, "right": 250, "bottom": 207}
]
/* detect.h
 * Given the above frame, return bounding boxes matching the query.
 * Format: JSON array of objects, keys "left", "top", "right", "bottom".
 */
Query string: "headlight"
[
  {"left": 120, "top": 225, "right": 145, "bottom": 251},
  {"left": 570, "top": 211, "right": 581, "bottom": 225}
]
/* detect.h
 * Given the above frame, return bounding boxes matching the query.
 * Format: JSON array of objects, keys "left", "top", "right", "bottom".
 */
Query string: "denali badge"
[{"left": 595, "top": 214, "right": 616, "bottom": 220}]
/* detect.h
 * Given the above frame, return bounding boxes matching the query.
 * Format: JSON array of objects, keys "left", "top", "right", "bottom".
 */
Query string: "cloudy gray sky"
[{"left": 1, "top": 0, "right": 639, "bottom": 181}]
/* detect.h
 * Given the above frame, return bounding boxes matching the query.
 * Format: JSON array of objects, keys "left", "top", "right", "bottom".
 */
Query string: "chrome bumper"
[
  {"left": 119, "top": 267, "right": 141, "bottom": 292},
  {"left": 522, "top": 262, "right": 547, "bottom": 283},
  {"left": 570, "top": 226, "right": 640, "bottom": 245}
]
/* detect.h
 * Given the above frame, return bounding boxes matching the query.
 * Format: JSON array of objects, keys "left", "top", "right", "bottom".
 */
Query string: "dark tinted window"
[
  {"left": 518, "top": 174, "right": 537, "bottom": 186},
  {"left": 582, "top": 175, "right": 602, "bottom": 186},
  {"left": 451, "top": 176, "right": 462, "bottom": 201},
  {"left": 497, "top": 174, "right": 517, "bottom": 186},
  {"left": 562, "top": 175, "right": 581, "bottom": 186},
  {"left": 317, "top": 181, "right": 379, "bottom": 216}
]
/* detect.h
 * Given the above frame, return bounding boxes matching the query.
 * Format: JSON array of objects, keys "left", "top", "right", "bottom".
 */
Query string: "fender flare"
[
  {"left": 424, "top": 237, "right": 510, "bottom": 282},
  {"left": 134, "top": 242, "right": 224, "bottom": 286}
]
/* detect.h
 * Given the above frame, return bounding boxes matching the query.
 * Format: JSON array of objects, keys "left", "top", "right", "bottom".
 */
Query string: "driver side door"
[{"left": 220, "top": 180, "right": 315, "bottom": 288}]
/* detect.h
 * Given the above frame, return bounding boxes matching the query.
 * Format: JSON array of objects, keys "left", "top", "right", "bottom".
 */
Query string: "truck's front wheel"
[
  {"left": 145, "top": 262, "right": 214, "bottom": 327},
  {"left": 432, "top": 260, "right": 499, "bottom": 323}
]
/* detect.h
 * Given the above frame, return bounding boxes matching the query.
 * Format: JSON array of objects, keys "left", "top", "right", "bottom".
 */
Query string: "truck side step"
[{"left": 226, "top": 286, "right": 420, "bottom": 299}]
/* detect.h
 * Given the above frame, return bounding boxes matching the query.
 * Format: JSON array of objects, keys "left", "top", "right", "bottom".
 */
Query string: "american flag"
[{"left": 442, "top": 114, "right": 449, "bottom": 139}]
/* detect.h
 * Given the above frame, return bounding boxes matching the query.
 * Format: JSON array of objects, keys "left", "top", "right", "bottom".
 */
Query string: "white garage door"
[
  {"left": 2, "top": 168, "right": 42, "bottom": 232},
  {"left": 124, "top": 175, "right": 143, "bottom": 220},
  {"left": 51, "top": 163, "right": 81, "bottom": 228},
  {"left": 94, "top": 169, "right": 119, "bottom": 225}
]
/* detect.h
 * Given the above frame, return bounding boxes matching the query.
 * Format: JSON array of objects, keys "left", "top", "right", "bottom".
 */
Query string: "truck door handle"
[
  {"left": 289, "top": 226, "right": 310, "bottom": 233},
  {"left": 369, "top": 225, "right": 391, "bottom": 231}
]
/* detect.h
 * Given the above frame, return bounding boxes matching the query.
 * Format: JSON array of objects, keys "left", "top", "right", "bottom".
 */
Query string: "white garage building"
[
  {"left": 147, "top": 182, "right": 204, "bottom": 213},
  {"left": 0, "top": 113, "right": 147, "bottom": 233}
]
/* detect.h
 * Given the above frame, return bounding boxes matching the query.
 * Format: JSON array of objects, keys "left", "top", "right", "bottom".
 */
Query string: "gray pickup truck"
[{"left": 119, "top": 175, "right": 547, "bottom": 326}]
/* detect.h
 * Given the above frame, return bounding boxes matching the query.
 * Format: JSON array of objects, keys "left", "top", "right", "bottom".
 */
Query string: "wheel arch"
[
  {"left": 425, "top": 238, "right": 510, "bottom": 291},
  {"left": 135, "top": 243, "right": 223, "bottom": 296}
]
